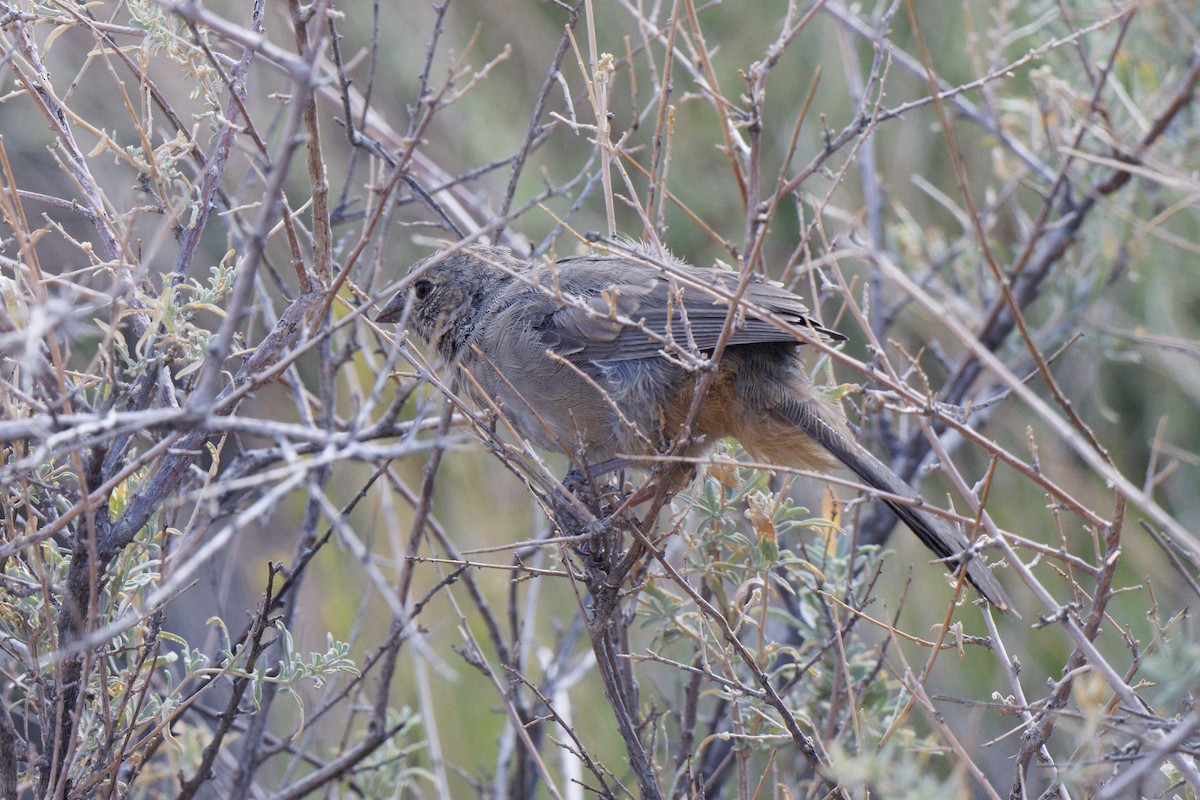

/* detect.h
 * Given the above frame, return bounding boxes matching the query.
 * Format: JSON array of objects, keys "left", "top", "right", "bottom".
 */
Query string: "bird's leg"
[
  {"left": 586, "top": 456, "right": 638, "bottom": 477},
  {"left": 585, "top": 457, "right": 699, "bottom": 507}
]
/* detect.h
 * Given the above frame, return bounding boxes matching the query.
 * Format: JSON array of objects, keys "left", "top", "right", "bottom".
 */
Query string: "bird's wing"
[{"left": 532, "top": 256, "right": 845, "bottom": 362}]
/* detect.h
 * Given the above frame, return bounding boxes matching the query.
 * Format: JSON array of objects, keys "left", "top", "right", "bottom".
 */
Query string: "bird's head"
[{"left": 377, "top": 244, "right": 517, "bottom": 361}]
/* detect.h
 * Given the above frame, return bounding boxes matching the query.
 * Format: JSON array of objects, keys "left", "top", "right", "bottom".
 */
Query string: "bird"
[{"left": 377, "top": 243, "right": 1009, "bottom": 610}]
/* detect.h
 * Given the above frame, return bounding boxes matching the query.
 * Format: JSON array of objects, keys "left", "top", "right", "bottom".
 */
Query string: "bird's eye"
[{"left": 413, "top": 280, "right": 434, "bottom": 301}]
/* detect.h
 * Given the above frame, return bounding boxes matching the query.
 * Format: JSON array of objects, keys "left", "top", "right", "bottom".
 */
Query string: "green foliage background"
[{"left": 1, "top": 0, "right": 1198, "bottom": 796}]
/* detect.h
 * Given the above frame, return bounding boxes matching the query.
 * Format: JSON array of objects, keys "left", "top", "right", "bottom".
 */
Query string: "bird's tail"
[{"left": 774, "top": 398, "right": 1011, "bottom": 611}]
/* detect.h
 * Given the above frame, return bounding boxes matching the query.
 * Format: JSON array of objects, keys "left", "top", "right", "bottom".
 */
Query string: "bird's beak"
[{"left": 376, "top": 290, "right": 408, "bottom": 324}]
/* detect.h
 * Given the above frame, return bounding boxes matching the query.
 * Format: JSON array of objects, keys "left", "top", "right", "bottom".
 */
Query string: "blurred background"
[{"left": 2, "top": 0, "right": 1199, "bottom": 797}]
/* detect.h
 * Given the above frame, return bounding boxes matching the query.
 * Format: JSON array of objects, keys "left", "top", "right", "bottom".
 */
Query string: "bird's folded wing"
[{"left": 533, "top": 257, "right": 845, "bottom": 362}]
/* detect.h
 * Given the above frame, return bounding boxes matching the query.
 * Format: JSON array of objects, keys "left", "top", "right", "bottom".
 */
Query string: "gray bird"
[{"left": 378, "top": 243, "right": 1009, "bottom": 610}]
